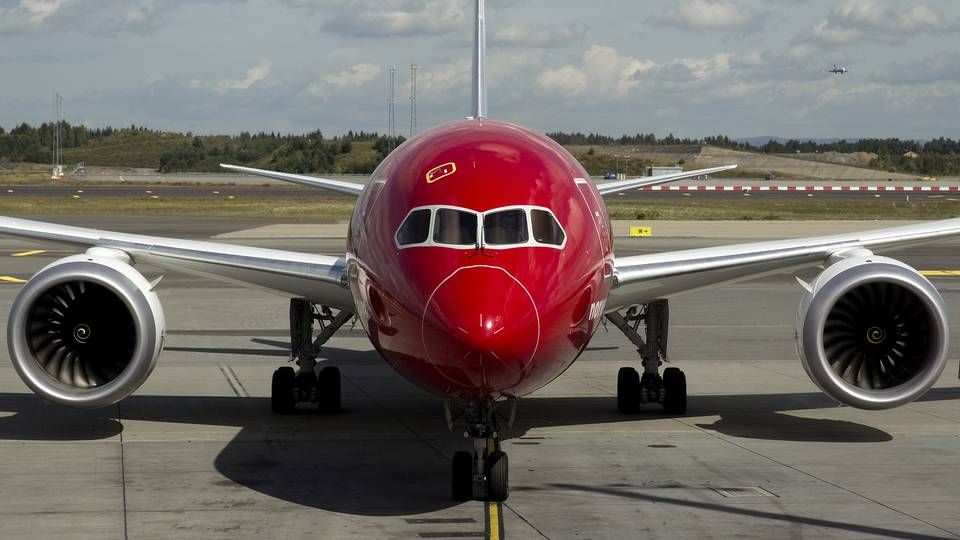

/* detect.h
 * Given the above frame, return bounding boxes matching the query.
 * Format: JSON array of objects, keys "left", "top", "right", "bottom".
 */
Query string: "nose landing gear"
[
  {"left": 271, "top": 299, "right": 352, "bottom": 414},
  {"left": 451, "top": 399, "right": 510, "bottom": 502},
  {"left": 608, "top": 300, "right": 687, "bottom": 415}
]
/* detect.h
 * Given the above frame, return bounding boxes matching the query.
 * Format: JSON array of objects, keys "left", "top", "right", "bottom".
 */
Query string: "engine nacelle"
[
  {"left": 7, "top": 251, "right": 165, "bottom": 408},
  {"left": 796, "top": 254, "right": 949, "bottom": 410}
]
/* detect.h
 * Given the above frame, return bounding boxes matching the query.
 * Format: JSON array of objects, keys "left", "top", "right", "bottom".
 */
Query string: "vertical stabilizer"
[{"left": 471, "top": 0, "right": 487, "bottom": 119}]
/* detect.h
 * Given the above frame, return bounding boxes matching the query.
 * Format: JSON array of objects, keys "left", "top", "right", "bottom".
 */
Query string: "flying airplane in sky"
[
  {"left": 2, "top": 0, "right": 958, "bottom": 503},
  {"left": 828, "top": 64, "right": 849, "bottom": 75}
]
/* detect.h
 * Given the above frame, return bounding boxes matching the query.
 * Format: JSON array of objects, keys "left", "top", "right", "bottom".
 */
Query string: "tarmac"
[
  {"left": 4, "top": 181, "right": 960, "bottom": 201},
  {"left": 2, "top": 216, "right": 960, "bottom": 539}
]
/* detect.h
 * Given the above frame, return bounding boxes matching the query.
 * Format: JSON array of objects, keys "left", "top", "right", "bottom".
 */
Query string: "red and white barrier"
[{"left": 642, "top": 185, "right": 960, "bottom": 192}]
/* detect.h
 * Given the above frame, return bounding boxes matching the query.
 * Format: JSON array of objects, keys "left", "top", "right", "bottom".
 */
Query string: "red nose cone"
[{"left": 421, "top": 266, "right": 540, "bottom": 395}]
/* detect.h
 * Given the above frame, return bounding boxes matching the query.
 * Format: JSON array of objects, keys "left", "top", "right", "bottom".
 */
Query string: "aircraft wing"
[
  {"left": 220, "top": 164, "right": 365, "bottom": 197},
  {"left": 596, "top": 165, "right": 738, "bottom": 197},
  {"left": 607, "top": 218, "right": 960, "bottom": 311},
  {"left": 0, "top": 216, "right": 354, "bottom": 311}
]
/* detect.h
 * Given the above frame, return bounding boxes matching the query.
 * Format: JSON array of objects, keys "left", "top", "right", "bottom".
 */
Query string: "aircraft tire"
[
  {"left": 486, "top": 451, "right": 509, "bottom": 502},
  {"left": 662, "top": 367, "right": 687, "bottom": 415},
  {"left": 271, "top": 366, "right": 296, "bottom": 414},
  {"left": 452, "top": 451, "right": 474, "bottom": 502},
  {"left": 318, "top": 366, "right": 341, "bottom": 413},
  {"left": 617, "top": 367, "right": 641, "bottom": 414}
]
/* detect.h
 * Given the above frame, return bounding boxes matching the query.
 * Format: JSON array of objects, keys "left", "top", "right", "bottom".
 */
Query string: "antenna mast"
[
  {"left": 409, "top": 64, "right": 419, "bottom": 137},
  {"left": 51, "top": 93, "right": 63, "bottom": 180},
  {"left": 388, "top": 65, "right": 397, "bottom": 152}
]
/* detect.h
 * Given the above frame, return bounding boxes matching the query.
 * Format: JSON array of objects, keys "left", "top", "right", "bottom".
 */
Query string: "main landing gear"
[
  {"left": 450, "top": 399, "right": 511, "bottom": 502},
  {"left": 271, "top": 298, "right": 353, "bottom": 414},
  {"left": 607, "top": 299, "right": 687, "bottom": 415}
]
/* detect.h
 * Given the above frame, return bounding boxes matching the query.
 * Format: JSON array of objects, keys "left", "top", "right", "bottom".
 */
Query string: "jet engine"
[
  {"left": 796, "top": 253, "right": 949, "bottom": 410},
  {"left": 7, "top": 251, "right": 165, "bottom": 408}
]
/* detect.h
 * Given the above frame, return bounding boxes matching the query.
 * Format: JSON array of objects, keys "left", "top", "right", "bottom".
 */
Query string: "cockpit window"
[
  {"left": 484, "top": 209, "right": 529, "bottom": 246},
  {"left": 531, "top": 209, "right": 565, "bottom": 246},
  {"left": 396, "top": 209, "right": 431, "bottom": 246},
  {"left": 434, "top": 209, "right": 478, "bottom": 246}
]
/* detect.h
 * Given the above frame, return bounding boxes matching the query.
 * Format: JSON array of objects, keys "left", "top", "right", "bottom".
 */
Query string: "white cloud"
[
  {"left": 491, "top": 21, "right": 587, "bottom": 48},
  {"left": 0, "top": 0, "right": 63, "bottom": 32},
  {"left": 658, "top": 0, "right": 760, "bottom": 31},
  {"left": 316, "top": 0, "right": 467, "bottom": 38},
  {"left": 537, "top": 65, "right": 588, "bottom": 96},
  {"left": 307, "top": 63, "right": 382, "bottom": 98},
  {"left": 418, "top": 59, "right": 471, "bottom": 95},
  {"left": 190, "top": 61, "right": 271, "bottom": 94},
  {"left": 874, "top": 53, "right": 960, "bottom": 85},
  {"left": 806, "top": 0, "right": 959, "bottom": 46},
  {"left": 323, "top": 63, "right": 382, "bottom": 88},
  {"left": 0, "top": 0, "right": 244, "bottom": 36}
]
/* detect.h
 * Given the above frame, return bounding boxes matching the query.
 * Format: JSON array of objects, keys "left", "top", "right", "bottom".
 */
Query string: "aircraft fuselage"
[{"left": 347, "top": 119, "right": 614, "bottom": 400}]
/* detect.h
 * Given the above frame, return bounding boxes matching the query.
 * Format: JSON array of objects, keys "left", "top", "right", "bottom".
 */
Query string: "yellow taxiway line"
[
  {"left": 922, "top": 270, "right": 960, "bottom": 277},
  {"left": 0, "top": 276, "right": 27, "bottom": 283},
  {"left": 484, "top": 437, "right": 504, "bottom": 539},
  {"left": 487, "top": 500, "right": 502, "bottom": 540},
  {"left": 11, "top": 250, "right": 47, "bottom": 257}
]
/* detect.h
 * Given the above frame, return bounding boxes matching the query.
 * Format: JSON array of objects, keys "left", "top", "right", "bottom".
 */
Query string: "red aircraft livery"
[
  {"left": 350, "top": 119, "right": 612, "bottom": 400},
  {"left": 2, "top": 0, "right": 960, "bottom": 504}
]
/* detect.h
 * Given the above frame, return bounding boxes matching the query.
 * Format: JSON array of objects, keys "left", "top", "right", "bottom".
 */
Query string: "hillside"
[
  {"left": 573, "top": 145, "right": 917, "bottom": 180},
  {"left": 694, "top": 146, "right": 916, "bottom": 180},
  {"left": 3, "top": 124, "right": 927, "bottom": 180}
]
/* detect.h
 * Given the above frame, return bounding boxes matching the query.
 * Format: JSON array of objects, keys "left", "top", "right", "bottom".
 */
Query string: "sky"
[{"left": 1, "top": 0, "right": 959, "bottom": 139}]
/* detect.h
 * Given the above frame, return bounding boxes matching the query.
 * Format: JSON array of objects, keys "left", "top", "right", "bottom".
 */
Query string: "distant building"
[
  {"left": 903, "top": 151, "right": 920, "bottom": 159},
  {"left": 646, "top": 166, "right": 683, "bottom": 176}
]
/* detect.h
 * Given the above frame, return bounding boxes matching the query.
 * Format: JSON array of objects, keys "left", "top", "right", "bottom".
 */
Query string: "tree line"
[
  {"left": 2, "top": 122, "right": 958, "bottom": 176},
  {"left": 547, "top": 132, "right": 960, "bottom": 176},
  {"left": 156, "top": 131, "right": 405, "bottom": 174}
]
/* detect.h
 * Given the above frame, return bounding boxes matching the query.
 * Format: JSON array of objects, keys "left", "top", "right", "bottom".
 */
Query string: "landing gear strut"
[
  {"left": 607, "top": 299, "right": 686, "bottom": 415},
  {"left": 271, "top": 298, "right": 352, "bottom": 414},
  {"left": 451, "top": 399, "right": 510, "bottom": 502}
]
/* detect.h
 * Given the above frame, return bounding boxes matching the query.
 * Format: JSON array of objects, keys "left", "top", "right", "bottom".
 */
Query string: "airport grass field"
[{"left": 2, "top": 195, "right": 959, "bottom": 220}]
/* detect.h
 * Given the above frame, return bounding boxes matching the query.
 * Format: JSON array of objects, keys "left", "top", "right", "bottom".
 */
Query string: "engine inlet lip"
[
  {"left": 802, "top": 262, "right": 950, "bottom": 410},
  {"left": 7, "top": 260, "right": 158, "bottom": 409}
]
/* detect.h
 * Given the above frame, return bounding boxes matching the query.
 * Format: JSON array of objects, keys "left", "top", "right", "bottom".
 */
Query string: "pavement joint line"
[
  {"left": 117, "top": 403, "right": 129, "bottom": 540},
  {"left": 500, "top": 502, "right": 550, "bottom": 540},
  {"left": 699, "top": 423, "right": 960, "bottom": 539}
]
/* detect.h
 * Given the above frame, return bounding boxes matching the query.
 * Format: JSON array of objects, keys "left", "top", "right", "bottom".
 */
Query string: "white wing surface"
[
  {"left": 220, "top": 164, "right": 365, "bottom": 197},
  {"left": 596, "top": 165, "right": 738, "bottom": 197},
  {"left": 608, "top": 218, "right": 960, "bottom": 311},
  {"left": 0, "top": 216, "right": 354, "bottom": 310}
]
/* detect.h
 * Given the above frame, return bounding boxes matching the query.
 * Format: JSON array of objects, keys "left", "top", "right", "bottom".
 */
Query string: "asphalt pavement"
[{"left": 1, "top": 216, "right": 960, "bottom": 539}]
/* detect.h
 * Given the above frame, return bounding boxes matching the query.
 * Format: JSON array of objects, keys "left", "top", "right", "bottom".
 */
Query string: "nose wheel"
[{"left": 451, "top": 400, "right": 510, "bottom": 502}]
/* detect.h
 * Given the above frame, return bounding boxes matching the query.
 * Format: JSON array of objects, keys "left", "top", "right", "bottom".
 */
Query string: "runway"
[
  {"left": 4, "top": 182, "right": 960, "bottom": 201},
  {"left": 2, "top": 216, "right": 960, "bottom": 538}
]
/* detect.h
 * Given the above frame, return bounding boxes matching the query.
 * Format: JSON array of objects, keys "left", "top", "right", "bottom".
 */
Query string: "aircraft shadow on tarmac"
[{"left": 1, "top": 341, "right": 960, "bottom": 516}]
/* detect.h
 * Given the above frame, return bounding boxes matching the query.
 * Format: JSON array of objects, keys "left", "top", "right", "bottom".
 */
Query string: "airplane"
[
  {"left": 1, "top": 0, "right": 958, "bottom": 503},
  {"left": 828, "top": 64, "right": 849, "bottom": 75}
]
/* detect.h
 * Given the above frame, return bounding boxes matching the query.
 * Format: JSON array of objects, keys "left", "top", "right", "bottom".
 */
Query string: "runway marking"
[
  {"left": 484, "top": 437, "right": 505, "bottom": 540},
  {"left": 921, "top": 270, "right": 960, "bottom": 277},
  {"left": 11, "top": 250, "right": 46, "bottom": 257},
  {"left": 0, "top": 276, "right": 27, "bottom": 283},
  {"left": 486, "top": 500, "right": 502, "bottom": 540}
]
